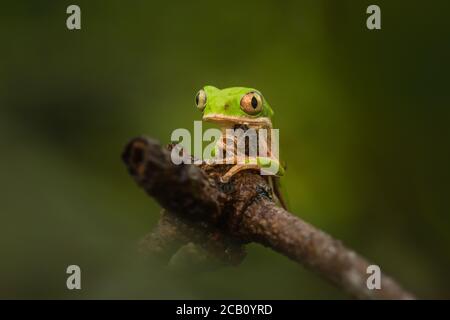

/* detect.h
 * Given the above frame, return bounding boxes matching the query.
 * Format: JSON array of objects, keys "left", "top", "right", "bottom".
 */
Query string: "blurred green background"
[{"left": 0, "top": 0, "right": 449, "bottom": 299}]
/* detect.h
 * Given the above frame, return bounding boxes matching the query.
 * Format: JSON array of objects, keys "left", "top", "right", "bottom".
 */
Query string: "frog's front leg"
[
  {"left": 220, "top": 157, "right": 284, "bottom": 183},
  {"left": 220, "top": 163, "right": 261, "bottom": 183}
]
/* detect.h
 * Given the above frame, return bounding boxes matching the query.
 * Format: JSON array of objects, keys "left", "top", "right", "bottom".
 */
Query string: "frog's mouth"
[{"left": 202, "top": 114, "right": 272, "bottom": 127}]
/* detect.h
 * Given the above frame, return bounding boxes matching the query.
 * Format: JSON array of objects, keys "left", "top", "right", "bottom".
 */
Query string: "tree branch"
[{"left": 122, "top": 136, "right": 415, "bottom": 300}]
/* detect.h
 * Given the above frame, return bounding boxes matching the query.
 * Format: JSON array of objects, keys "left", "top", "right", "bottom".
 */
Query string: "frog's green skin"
[
  {"left": 195, "top": 86, "right": 286, "bottom": 208},
  {"left": 201, "top": 86, "right": 274, "bottom": 128}
]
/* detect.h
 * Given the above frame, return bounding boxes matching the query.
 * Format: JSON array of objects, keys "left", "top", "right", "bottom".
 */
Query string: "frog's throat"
[{"left": 203, "top": 114, "right": 272, "bottom": 128}]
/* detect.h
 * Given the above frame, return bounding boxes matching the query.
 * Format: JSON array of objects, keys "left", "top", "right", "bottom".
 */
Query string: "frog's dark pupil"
[
  {"left": 251, "top": 96, "right": 258, "bottom": 108},
  {"left": 195, "top": 93, "right": 200, "bottom": 105}
]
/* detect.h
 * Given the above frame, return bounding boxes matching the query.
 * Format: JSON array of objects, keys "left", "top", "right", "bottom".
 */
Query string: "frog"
[{"left": 194, "top": 85, "right": 287, "bottom": 209}]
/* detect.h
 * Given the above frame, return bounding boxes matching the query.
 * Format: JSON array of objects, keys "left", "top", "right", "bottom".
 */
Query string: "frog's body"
[{"left": 195, "top": 85, "right": 287, "bottom": 209}]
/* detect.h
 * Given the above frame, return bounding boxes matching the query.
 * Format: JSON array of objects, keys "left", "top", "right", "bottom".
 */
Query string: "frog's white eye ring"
[
  {"left": 240, "top": 91, "right": 263, "bottom": 115},
  {"left": 195, "top": 89, "right": 207, "bottom": 111}
]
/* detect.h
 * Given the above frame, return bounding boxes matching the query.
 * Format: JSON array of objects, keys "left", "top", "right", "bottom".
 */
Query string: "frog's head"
[{"left": 195, "top": 85, "right": 274, "bottom": 127}]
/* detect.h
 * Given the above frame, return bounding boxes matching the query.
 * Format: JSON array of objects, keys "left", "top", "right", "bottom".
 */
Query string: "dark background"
[{"left": 0, "top": 0, "right": 449, "bottom": 299}]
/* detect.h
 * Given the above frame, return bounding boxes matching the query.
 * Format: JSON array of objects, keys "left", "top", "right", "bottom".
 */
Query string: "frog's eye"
[
  {"left": 195, "top": 89, "right": 207, "bottom": 111},
  {"left": 240, "top": 92, "right": 263, "bottom": 115}
]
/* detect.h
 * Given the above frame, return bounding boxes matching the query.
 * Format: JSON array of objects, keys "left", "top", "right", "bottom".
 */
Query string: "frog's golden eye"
[
  {"left": 195, "top": 89, "right": 207, "bottom": 111},
  {"left": 240, "top": 92, "right": 263, "bottom": 115}
]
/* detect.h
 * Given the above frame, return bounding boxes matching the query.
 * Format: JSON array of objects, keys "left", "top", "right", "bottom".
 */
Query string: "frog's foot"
[{"left": 220, "top": 164, "right": 260, "bottom": 183}]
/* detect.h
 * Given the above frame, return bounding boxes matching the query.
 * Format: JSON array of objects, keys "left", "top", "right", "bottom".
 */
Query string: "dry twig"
[{"left": 122, "top": 136, "right": 415, "bottom": 300}]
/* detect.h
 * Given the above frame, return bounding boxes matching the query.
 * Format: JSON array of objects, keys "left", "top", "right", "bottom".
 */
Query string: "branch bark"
[{"left": 122, "top": 136, "right": 415, "bottom": 300}]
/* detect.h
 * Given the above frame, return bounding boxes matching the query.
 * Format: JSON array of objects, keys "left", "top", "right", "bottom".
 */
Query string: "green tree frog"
[{"left": 195, "top": 85, "right": 286, "bottom": 208}]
